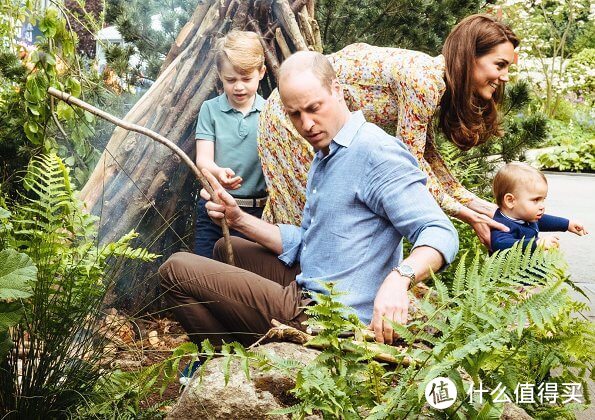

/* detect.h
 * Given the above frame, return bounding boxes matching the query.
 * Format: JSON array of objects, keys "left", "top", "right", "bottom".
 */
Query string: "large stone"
[
  {"left": 166, "top": 341, "right": 534, "bottom": 420},
  {"left": 166, "top": 342, "right": 320, "bottom": 419}
]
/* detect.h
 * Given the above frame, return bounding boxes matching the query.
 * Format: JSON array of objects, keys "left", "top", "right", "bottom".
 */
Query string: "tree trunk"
[{"left": 80, "top": 0, "right": 321, "bottom": 313}]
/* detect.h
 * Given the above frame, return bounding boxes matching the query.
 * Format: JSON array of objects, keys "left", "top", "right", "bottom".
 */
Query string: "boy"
[
  {"left": 491, "top": 162, "right": 587, "bottom": 253},
  {"left": 194, "top": 31, "right": 268, "bottom": 258}
]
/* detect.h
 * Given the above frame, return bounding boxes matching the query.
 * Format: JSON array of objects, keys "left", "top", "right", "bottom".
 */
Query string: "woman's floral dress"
[{"left": 258, "top": 43, "right": 478, "bottom": 225}]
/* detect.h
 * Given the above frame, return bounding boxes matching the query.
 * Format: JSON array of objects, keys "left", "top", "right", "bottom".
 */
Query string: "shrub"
[
  {"left": 198, "top": 245, "right": 594, "bottom": 419},
  {"left": 566, "top": 48, "right": 595, "bottom": 104},
  {"left": 0, "top": 154, "right": 157, "bottom": 418},
  {"left": 537, "top": 139, "right": 595, "bottom": 173}
]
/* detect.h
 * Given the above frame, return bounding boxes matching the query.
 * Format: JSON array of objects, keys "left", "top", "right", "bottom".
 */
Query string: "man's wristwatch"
[{"left": 392, "top": 264, "right": 416, "bottom": 288}]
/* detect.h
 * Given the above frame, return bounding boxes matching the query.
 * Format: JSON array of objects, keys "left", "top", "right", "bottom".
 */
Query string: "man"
[{"left": 159, "top": 51, "right": 458, "bottom": 349}]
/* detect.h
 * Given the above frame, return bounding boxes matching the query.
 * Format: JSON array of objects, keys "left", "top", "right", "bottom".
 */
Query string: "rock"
[
  {"left": 500, "top": 403, "right": 533, "bottom": 420},
  {"left": 166, "top": 342, "right": 321, "bottom": 420}
]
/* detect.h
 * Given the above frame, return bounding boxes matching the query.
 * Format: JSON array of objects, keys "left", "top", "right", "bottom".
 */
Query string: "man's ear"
[
  {"left": 503, "top": 193, "right": 516, "bottom": 209},
  {"left": 258, "top": 65, "right": 266, "bottom": 80},
  {"left": 331, "top": 79, "right": 342, "bottom": 98}
]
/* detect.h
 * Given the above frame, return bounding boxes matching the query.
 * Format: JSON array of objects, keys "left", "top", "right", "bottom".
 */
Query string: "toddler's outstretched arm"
[{"left": 568, "top": 220, "right": 588, "bottom": 236}]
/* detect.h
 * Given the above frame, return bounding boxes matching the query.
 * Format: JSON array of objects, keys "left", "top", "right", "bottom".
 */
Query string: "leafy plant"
[
  {"left": 566, "top": 47, "right": 595, "bottom": 104},
  {"left": 501, "top": 0, "right": 593, "bottom": 116},
  {"left": 0, "top": 248, "right": 37, "bottom": 360},
  {"left": 187, "top": 244, "right": 593, "bottom": 419},
  {"left": 0, "top": 154, "right": 157, "bottom": 418},
  {"left": 537, "top": 138, "right": 595, "bottom": 172}
]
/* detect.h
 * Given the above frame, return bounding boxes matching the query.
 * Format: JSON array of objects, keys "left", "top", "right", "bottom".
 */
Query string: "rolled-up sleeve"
[
  {"left": 277, "top": 224, "right": 303, "bottom": 266},
  {"left": 364, "top": 140, "right": 459, "bottom": 267}
]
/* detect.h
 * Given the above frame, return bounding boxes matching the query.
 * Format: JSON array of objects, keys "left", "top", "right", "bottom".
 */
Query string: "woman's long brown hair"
[{"left": 439, "top": 14, "right": 519, "bottom": 151}]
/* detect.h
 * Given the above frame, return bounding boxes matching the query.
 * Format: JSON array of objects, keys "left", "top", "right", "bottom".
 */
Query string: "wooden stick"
[
  {"left": 275, "top": 0, "right": 308, "bottom": 51},
  {"left": 275, "top": 27, "right": 293, "bottom": 59},
  {"left": 261, "top": 320, "right": 414, "bottom": 366},
  {"left": 297, "top": 10, "right": 316, "bottom": 50},
  {"left": 249, "top": 20, "right": 281, "bottom": 79},
  {"left": 47, "top": 87, "right": 235, "bottom": 266}
]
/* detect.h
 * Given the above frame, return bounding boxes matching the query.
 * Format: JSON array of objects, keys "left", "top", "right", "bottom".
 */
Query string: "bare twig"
[
  {"left": 47, "top": 87, "right": 235, "bottom": 266},
  {"left": 254, "top": 320, "right": 415, "bottom": 366}
]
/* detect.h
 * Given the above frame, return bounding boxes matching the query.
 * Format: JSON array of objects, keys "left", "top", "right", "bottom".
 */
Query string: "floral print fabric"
[{"left": 258, "top": 43, "right": 477, "bottom": 225}]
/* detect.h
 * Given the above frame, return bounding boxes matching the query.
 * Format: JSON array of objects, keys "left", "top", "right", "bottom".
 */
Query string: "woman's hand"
[{"left": 456, "top": 206, "right": 509, "bottom": 249}]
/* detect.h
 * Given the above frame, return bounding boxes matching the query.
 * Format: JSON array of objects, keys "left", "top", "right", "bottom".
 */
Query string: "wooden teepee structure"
[{"left": 79, "top": 0, "right": 322, "bottom": 312}]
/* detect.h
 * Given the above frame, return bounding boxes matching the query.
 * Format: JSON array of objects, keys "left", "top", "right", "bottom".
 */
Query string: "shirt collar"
[
  {"left": 316, "top": 111, "right": 365, "bottom": 158},
  {"left": 334, "top": 111, "right": 366, "bottom": 147},
  {"left": 498, "top": 209, "right": 528, "bottom": 225},
  {"left": 218, "top": 93, "right": 264, "bottom": 113}
]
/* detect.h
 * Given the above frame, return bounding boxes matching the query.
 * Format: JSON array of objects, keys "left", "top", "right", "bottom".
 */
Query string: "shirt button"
[{"left": 313, "top": 188, "right": 317, "bottom": 194}]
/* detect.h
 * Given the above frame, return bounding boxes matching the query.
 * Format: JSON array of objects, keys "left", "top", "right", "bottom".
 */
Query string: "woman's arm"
[
  {"left": 391, "top": 54, "right": 507, "bottom": 247},
  {"left": 423, "top": 135, "right": 497, "bottom": 217}
]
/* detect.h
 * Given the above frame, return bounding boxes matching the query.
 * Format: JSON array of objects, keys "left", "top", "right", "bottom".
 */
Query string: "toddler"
[{"left": 491, "top": 162, "right": 587, "bottom": 253}]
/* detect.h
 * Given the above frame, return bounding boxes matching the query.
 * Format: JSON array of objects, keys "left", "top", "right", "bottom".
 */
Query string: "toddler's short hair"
[
  {"left": 492, "top": 162, "right": 547, "bottom": 207},
  {"left": 215, "top": 31, "right": 265, "bottom": 75}
]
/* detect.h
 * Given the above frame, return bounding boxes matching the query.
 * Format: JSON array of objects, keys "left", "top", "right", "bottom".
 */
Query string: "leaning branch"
[{"left": 47, "top": 87, "right": 235, "bottom": 266}]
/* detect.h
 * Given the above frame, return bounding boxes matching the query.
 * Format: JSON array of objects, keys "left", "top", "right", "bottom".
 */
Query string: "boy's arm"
[
  {"left": 537, "top": 214, "right": 569, "bottom": 232},
  {"left": 196, "top": 140, "right": 242, "bottom": 190},
  {"left": 568, "top": 220, "right": 588, "bottom": 236}
]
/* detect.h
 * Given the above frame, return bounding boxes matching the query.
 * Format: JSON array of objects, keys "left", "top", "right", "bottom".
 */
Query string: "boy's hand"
[
  {"left": 537, "top": 235, "right": 560, "bottom": 250},
  {"left": 216, "top": 167, "right": 242, "bottom": 190},
  {"left": 568, "top": 221, "right": 588, "bottom": 236},
  {"left": 200, "top": 169, "right": 243, "bottom": 228}
]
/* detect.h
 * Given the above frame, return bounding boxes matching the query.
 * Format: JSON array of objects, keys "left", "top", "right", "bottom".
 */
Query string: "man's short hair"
[
  {"left": 215, "top": 30, "right": 265, "bottom": 75},
  {"left": 493, "top": 162, "right": 547, "bottom": 206},
  {"left": 279, "top": 51, "right": 336, "bottom": 91}
]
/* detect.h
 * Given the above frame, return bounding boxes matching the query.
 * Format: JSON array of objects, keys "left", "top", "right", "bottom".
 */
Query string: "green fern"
[
  {"left": 256, "top": 243, "right": 593, "bottom": 419},
  {"left": 0, "top": 154, "right": 157, "bottom": 418}
]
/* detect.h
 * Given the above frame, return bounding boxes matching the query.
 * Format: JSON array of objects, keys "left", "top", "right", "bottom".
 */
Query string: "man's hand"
[
  {"left": 216, "top": 167, "right": 242, "bottom": 190},
  {"left": 537, "top": 234, "right": 560, "bottom": 250},
  {"left": 370, "top": 271, "right": 410, "bottom": 344},
  {"left": 456, "top": 206, "right": 509, "bottom": 249},
  {"left": 568, "top": 220, "right": 588, "bottom": 236},
  {"left": 200, "top": 169, "right": 243, "bottom": 228}
]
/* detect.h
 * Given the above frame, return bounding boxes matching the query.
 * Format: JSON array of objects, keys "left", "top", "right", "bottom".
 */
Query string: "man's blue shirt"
[{"left": 277, "top": 111, "right": 458, "bottom": 325}]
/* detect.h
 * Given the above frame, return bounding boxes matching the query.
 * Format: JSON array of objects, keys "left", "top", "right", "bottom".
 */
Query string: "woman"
[{"left": 258, "top": 14, "right": 519, "bottom": 247}]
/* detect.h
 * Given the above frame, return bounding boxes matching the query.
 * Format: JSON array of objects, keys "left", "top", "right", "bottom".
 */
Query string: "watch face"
[{"left": 398, "top": 264, "right": 415, "bottom": 278}]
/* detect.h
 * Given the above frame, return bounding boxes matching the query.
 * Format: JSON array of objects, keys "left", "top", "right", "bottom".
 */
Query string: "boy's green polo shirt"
[{"left": 195, "top": 93, "right": 267, "bottom": 198}]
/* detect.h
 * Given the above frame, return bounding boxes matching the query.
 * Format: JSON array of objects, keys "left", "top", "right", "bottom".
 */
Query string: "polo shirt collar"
[{"left": 218, "top": 93, "right": 265, "bottom": 113}]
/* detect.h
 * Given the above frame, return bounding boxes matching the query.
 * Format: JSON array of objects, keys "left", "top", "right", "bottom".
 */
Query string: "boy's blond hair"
[
  {"left": 493, "top": 162, "right": 547, "bottom": 207},
  {"left": 215, "top": 31, "right": 265, "bottom": 75}
]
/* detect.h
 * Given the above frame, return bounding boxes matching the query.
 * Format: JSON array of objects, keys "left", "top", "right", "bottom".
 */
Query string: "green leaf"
[
  {"left": 0, "top": 301, "right": 25, "bottom": 330},
  {"left": 0, "top": 207, "right": 10, "bottom": 219},
  {"left": 56, "top": 101, "right": 74, "bottom": 120},
  {"left": 0, "top": 249, "right": 37, "bottom": 300},
  {"left": 25, "top": 120, "right": 38, "bottom": 134},
  {"left": 66, "top": 78, "right": 82, "bottom": 97}
]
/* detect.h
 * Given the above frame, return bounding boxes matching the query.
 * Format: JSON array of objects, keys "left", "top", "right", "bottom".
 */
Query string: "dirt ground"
[{"left": 102, "top": 308, "right": 190, "bottom": 416}]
